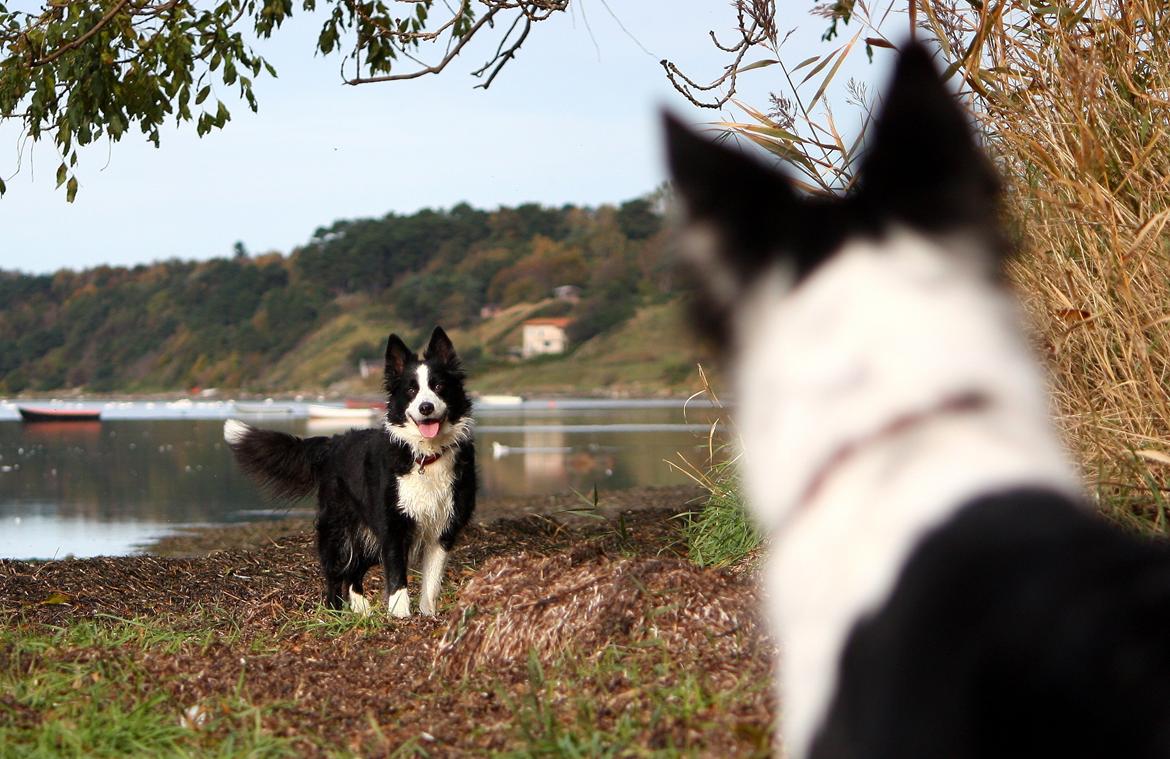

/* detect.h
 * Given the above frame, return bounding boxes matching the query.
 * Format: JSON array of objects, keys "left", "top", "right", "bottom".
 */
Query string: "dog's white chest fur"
[
  {"left": 732, "top": 233, "right": 1081, "bottom": 757},
  {"left": 395, "top": 454, "right": 455, "bottom": 541}
]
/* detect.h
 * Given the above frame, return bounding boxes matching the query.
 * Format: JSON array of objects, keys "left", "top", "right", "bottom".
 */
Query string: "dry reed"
[{"left": 935, "top": 1, "right": 1170, "bottom": 516}]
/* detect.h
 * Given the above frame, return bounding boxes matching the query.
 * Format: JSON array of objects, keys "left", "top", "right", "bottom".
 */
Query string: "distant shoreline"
[{"left": 0, "top": 389, "right": 712, "bottom": 403}]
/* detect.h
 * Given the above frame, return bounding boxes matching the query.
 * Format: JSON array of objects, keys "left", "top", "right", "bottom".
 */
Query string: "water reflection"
[
  {"left": 2, "top": 514, "right": 177, "bottom": 561},
  {"left": 0, "top": 400, "right": 726, "bottom": 559}
]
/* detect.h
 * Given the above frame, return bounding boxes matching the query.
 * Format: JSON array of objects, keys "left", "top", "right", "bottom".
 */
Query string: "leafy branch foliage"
[
  {"left": 0, "top": 196, "right": 665, "bottom": 392},
  {"left": 0, "top": 0, "right": 568, "bottom": 200}
]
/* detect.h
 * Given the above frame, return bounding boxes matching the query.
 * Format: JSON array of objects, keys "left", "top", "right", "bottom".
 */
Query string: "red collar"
[
  {"left": 415, "top": 450, "right": 446, "bottom": 474},
  {"left": 796, "top": 392, "right": 990, "bottom": 510}
]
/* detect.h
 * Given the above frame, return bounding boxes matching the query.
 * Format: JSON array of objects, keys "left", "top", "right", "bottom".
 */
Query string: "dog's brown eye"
[
  {"left": 408, "top": 382, "right": 418, "bottom": 397},
  {"left": 433, "top": 382, "right": 444, "bottom": 393}
]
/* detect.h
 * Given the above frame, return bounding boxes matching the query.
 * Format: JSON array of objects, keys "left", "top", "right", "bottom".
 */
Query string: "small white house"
[{"left": 522, "top": 317, "right": 571, "bottom": 358}]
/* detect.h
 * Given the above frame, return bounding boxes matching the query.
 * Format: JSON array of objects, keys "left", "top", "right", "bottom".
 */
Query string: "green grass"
[
  {"left": 558, "top": 485, "right": 639, "bottom": 556},
  {"left": 8, "top": 617, "right": 761, "bottom": 758},
  {"left": 278, "top": 603, "right": 396, "bottom": 637},
  {"left": 499, "top": 646, "right": 770, "bottom": 758},
  {"left": 1093, "top": 451, "right": 1170, "bottom": 538},
  {"left": 0, "top": 617, "right": 296, "bottom": 759},
  {"left": 683, "top": 461, "right": 761, "bottom": 569}
]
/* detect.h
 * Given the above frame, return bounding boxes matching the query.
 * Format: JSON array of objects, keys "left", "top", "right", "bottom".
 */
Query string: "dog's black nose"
[{"left": 419, "top": 401, "right": 435, "bottom": 416}]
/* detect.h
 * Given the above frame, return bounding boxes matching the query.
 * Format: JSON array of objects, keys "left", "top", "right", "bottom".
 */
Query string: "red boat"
[{"left": 17, "top": 406, "right": 102, "bottom": 422}]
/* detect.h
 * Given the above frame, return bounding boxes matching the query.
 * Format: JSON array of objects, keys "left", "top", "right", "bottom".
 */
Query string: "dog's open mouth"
[{"left": 414, "top": 417, "right": 444, "bottom": 440}]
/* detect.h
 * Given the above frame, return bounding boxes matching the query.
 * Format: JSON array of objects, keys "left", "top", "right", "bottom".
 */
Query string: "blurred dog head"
[{"left": 665, "top": 42, "right": 1010, "bottom": 532}]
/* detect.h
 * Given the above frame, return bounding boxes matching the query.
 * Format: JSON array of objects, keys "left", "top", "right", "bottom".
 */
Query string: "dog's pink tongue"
[{"left": 418, "top": 420, "right": 441, "bottom": 439}]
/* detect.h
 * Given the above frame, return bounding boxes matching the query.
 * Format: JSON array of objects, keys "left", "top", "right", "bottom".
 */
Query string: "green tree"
[
  {"left": 616, "top": 198, "right": 660, "bottom": 240},
  {"left": 0, "top": 0, "right": 571, "bottom": 199}
]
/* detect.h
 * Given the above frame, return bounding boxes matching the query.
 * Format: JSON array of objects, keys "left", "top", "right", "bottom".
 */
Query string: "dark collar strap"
[
  {"left": 415, "top": 449, "right": 446, "bottom": 474},
  {"left": 796, "top": 391, "right": 990, "bottom": 511}
]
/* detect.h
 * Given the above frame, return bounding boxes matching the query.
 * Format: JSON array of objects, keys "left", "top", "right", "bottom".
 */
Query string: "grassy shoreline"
[{"left": 1, "top": 485, "right": 772, "bottom": 758}]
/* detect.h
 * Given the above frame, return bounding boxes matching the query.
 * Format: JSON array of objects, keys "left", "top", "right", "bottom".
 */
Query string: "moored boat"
[
  {"left": 18, "top": 406, "right": 102, "bottom": 422},
  {"left": 306, "top": 403, "right": 377, "bottom": 420},
  {"left": 477, "top": 394, "right": 525, "bottom": 406}
]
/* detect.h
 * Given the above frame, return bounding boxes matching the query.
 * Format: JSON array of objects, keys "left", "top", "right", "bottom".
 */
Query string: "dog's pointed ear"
[
  {"left": 664, "top": 113, "right": 797, "bottom": 293},
  {"left": 385, "top": 334, "right": 412, "bottom": 377},
  {"left": 858, "top": 42, "right": 1001, "bottom": 247},
  {"left": 664, "top": 113, "right": 800, "bottom": 342},
  {"left": 423, "top": 326, "right": 458, "bottom": 366}
]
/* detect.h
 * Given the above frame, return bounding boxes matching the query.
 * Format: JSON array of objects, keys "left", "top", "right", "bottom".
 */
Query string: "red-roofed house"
[{"left": 522, "top": 317, "right": 572, "bottom": 358}]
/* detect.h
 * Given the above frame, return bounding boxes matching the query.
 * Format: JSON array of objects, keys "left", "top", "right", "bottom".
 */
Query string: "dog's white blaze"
[
  {"left": 388, "top": 363, "right": 451, "bottom": 456},
  {"left": 223, "top": 419, "right": 250, "bottom": 445},
  {"left": 411, "top": 365, "right": 448, "bottom": 422},
  {"left": 387, "top": 587, "right": 411, "bottom": 617},
  {"left": 348, "top": 587, "right": 372, "bottom": 616},
  {"left": 419, "top": 542, "right": 448, "bottom": 615},
  {"left": 729, "top": 229, "right": 1081, "bottom": 758}
]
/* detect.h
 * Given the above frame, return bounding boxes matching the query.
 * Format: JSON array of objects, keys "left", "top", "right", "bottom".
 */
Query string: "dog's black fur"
[
  {"left": 815, "top": 489, "right": 1170, "bottom": 759},
  {"left": 226, "top": 327, "right": 475, "bottom": 611}
]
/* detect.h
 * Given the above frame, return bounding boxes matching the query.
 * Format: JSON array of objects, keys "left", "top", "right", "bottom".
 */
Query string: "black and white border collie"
[
  {"left": 224, "top": 326, "right": 475, "bottom": 617},
  {"left": 667, "top": 43, "right": 1170, "bottom": 759}
]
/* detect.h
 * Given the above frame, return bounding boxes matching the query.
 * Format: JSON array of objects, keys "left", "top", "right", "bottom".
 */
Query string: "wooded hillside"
[{"left": 0, "top": 196, "right": 690, "bottom": 394}]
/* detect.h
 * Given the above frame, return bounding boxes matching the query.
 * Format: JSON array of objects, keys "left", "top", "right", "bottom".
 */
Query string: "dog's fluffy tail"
[{"left": 224, "top": 419, "right": 330, "bottom": 500}]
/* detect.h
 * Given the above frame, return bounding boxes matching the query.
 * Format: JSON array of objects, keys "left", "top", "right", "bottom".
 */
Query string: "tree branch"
[
  {"left": 28, "top": 0, "right": 134, "bottom": 67},
  {"left": 343, "top": 6, "right": 500, "bottom": 84},
  {"left": 472, "top": 13, "right": 529, "bottom": 89}
]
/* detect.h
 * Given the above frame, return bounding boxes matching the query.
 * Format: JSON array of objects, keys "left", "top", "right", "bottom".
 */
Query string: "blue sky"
[{"left": 0, "top": 2, "right": 892, "bottom": 274}]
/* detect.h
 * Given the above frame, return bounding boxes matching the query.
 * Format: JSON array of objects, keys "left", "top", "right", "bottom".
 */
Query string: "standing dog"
[
  {"left": 666, "top": 43, "right": 1170, "bottom": 758},
  {"left": 224, "top": 326, "right": 475, "bottom": 617}
]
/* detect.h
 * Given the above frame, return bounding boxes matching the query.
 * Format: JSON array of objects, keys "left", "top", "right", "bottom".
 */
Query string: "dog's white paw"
[
  {"left": 348, "top": 588, "right": 372, "bottom": 616},
  {"left": 387, "top": 588, "right": 411, "bottom": 618},
  {"left": 223, "top": 419, "right": 250, "bottom": 445},
  {"left": 419, "top": 596, "right": 437, "bottom": 616}
]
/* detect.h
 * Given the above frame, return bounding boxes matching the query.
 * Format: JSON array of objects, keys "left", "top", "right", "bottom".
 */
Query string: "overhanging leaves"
[{"left": 0, "top": 1, "right": 571, "bottom": 201}]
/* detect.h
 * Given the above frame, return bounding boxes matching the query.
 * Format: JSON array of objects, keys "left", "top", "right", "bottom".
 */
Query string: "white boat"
[
  {"left": 306, "top": 403, "right": 377, "bottom": 420},
  {"left": 477, "top": 394, "right": 525, "bottom": 406},
  {"left": 306, "top": 417, "right": 376, "bottom": 434},
  {"left": 491, "top": 441, "right": 572, "bottom": 459}
]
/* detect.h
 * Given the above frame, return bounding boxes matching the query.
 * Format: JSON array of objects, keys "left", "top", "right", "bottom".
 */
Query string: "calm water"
[{"left": 0, "top": 399, "right": 725, "bottom": 559}]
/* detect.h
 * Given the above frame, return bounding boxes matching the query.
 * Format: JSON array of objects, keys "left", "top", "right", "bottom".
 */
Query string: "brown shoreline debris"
[
  {"left": 1, "top": 489, "right": 775, "bottom": 756},
  {"left": 435, "top": 549, "right": 766, "bottom": 677}
]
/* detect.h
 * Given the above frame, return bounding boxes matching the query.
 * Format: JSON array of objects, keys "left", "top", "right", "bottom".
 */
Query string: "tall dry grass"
[
  {"left": 698, "top": 1, "right": 1170, "bottom": 526},
  {"left": 932, "top": 1, "right": 1170, "bottom": 519}
]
